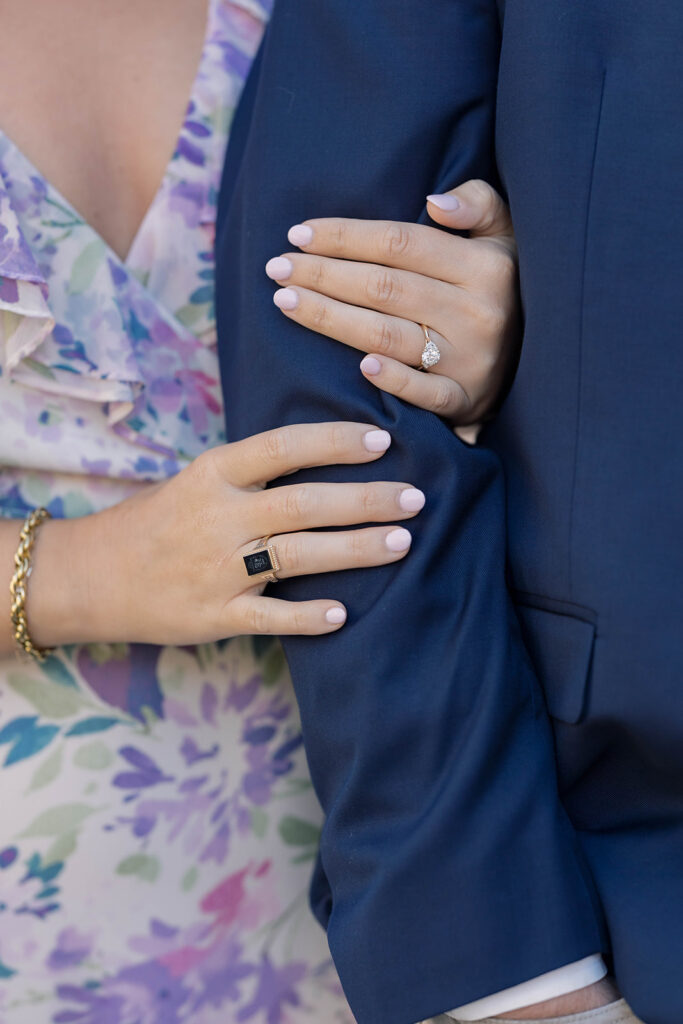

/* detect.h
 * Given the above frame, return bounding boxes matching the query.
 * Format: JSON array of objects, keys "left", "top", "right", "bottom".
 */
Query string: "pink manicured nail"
[
  {"left": 385, "top": 528, "right": 412, "bottom": 553},
  {"left": 427, "top": 194, "right": 460, "bottom": 211},
  {"left": 288, "top": 224, "right": 314, "bottom": 247},
  {"left": 326, "top": 607, "right": 347, "bottom": 625},
  {"left": 265, "top": 256, "right": 293, "bottom": 281},
  {"left": 399, "top": 488, "right": 426, "bottom": 512},
  {"left": 360, "top": 356, "right": 382, "bottom": 376},
  {"left": 363, "top": 429, "right": 392, "bottom": 452},
  {"left": 273, "top": 288, "right": 299, "bottom": 311}
]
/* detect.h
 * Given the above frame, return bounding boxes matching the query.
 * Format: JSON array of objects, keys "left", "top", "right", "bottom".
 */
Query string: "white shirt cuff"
[{"left": 446, "top": 954, "right": 607, "bottom": 1021}]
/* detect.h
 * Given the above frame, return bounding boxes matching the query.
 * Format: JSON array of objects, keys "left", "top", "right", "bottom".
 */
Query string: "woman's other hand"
[
  {"left": 265, "top": 180, "right": 519, "bottom": 439},
  {"left": 16, "top": 423, "right": 425, "bottom": 653}
]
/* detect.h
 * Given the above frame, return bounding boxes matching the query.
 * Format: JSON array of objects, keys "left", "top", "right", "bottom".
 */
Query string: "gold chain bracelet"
[{"left": 9, "top": 507, "right": 53, "bottom": 661}]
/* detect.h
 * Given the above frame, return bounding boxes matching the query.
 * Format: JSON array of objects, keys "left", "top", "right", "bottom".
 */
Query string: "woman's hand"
[
  {"left": 265, "top": 180, "right": 519, "bottom": 436},
  {"left": 21, "top": 423, "right": 424, "bottom": 652}
]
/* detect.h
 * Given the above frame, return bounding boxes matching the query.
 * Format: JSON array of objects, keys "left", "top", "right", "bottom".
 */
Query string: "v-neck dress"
[{"left": 0, "top": 2, "right": 352, "bottom": 1021}]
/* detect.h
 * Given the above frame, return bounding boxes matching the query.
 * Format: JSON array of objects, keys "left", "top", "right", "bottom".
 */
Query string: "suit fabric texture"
[
  {"left": 490, "top": 3, "right": 683, "bottom": 1023},
  {"left": 215, "top": 2, "right": 683, "bottom": 1023}
]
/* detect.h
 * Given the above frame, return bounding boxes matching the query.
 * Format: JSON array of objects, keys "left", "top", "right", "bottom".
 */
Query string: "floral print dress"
[{"left": 0, "top": 2, "right": 352, "bottom": 1021}]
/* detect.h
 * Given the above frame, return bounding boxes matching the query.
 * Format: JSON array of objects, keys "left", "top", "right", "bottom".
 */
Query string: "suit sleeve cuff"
[{"left": 445, "top": 954, "right": 608, "bottom": 1021}]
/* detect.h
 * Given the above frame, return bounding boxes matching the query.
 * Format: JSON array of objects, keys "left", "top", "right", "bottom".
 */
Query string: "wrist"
[{"left": 28, "top": 509, "right": 129, "bottom": 648}]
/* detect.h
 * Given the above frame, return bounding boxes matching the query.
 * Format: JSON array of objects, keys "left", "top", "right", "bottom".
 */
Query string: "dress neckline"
[{"left": 0, "top": 0, "right": 215, "bottom": 268}]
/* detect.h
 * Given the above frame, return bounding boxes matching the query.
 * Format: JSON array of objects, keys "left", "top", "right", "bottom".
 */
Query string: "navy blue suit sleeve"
[{"left": 215, "top": 3, "right": 605, "bottom": 1021}]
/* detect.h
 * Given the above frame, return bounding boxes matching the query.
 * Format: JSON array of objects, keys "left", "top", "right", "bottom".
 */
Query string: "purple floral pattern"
[{"left": 0, "top": 1, "right": 353, "bottom": 1019}]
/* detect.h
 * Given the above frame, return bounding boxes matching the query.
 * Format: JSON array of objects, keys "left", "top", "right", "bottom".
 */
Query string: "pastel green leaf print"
[
  {"left": 291, "top": 849, "right": 317, "bottom": 865},
  {"left": 17, "top": 355, "right": 55, "bottom": 380},
  {"left": 182, "top": 866, "right": 198, "bottom": 891},
  {"left": 116, "top": 853, "right": 160, "bottom": 883},
  {"left": 61, "top": 491, "right": 95, "bottom": 518},
  {"left": 74, "top": 741, "right": 114, "bottom": 770},
  {"left": 28, "top": 746, "right": 63, "bottom": 791},
  {"left": 44, "top": 830, "right": 78, "bottom": 867},
  {"left": 8, "top": 672, "right": 84, "bottom": 718},
  {"left": 250, "top": 807, "right": 268, "bottom": 838},
  {"left": 69, "top": 238, "right": 106, "bottom": 293},
  {"left": 41, "top": 655, "right": 79, "bottom": 690},
  {"left": 65, "top": 716, "right": 120, "bottom": 736},
  {"left": 263, "top": 644, "right": 287, "bottom": 687},
  {"left": 85, "top": 642, "right": 130, "bottom": 665},
  {"left": 22, "top": 803, "right": 95, "bottom": 838},
  {"left": 277, "top": 816, "right": 321, "bottom": 848}
]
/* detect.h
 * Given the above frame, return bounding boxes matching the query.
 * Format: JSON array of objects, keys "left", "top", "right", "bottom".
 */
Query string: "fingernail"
[
  {"left": 385, "top": 527, "right": 412, "bottom": 553},
  {"left": 399, "top": 487, "right": 426, "bottom": 512},
  {"left": 360, "top": 355, "right": 382, "bottom": 376},
  {"left": 363, "top": 429, "right": 391, "bottom": 452},
  {"left": 326, "top": 607, "right": 347, "bottom": 625},
  {"left": 273, "top": 287, "right": 299, "bottom": 311},
  {"left": 427, "top": 194, "right": 460, "bottom": 211},
  {"left": 265, "top": 256, "right": 293, "bottom": 281},
  {"left": 288, "top": 224, "right": 314, "bottom": 247}
]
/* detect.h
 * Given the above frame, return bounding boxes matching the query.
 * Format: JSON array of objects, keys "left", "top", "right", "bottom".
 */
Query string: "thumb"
[{"left": 426, "top": 179, "right": 513, "bottom": 240}]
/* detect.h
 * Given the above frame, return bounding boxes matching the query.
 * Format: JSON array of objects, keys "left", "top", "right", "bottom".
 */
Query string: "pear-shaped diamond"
[{"left": 421, "top": 338, "right": 441, "bottom": 369}]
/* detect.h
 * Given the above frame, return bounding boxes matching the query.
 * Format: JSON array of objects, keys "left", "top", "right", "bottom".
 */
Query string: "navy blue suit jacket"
[
  {"left": 215, "top": 2, "right": 682, "bottom": 1023},
  {"left": 488, "top": 4, "right": 683, "bottom": 1024}
]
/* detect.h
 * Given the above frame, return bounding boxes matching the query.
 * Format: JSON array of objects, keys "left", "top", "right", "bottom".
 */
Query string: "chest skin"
[{"left": 0, "top": 0, "right": 208, "bottom": 260}]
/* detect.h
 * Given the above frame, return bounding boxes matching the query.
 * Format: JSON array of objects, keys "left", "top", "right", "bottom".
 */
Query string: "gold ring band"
[{"left": 243, "top": 535, "right": 281, "bottom": 584}]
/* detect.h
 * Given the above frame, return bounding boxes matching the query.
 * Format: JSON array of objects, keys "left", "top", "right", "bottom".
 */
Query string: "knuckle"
[
  {"left": 246, "top": 602, "right": 271, "bottom": 634},
  {"left": 188, "top": 449, "right": 218, "bottom": 490},
  {"left": 347, "top": 529, "right": 368, "bottom": 562},
  {"left": 371, "top": 317, "right": 401, "bottom": 356},
  {"left": 282, "top": 485, "right": 311, "bottom": 523},
  {"left": 311, "top": 298, "right": 330, "bottom": 330},
  {"left": 328, "top": 422, "right": 349, "bottom": 458},
  {"left": 329, "top": 219, "right": 347, "bottom": 253},
  {"left": 470, "top": 179, "right": 500, "bottom": 231},
  {"left": 390, "top": 368, "right": 411, "bottom": 397},
  {"left": 469, "top": 178, "right": 493, "bottom": 201},
  {"left": 359, "top": 483, "right": 383, "bottom": 517},
  {"left": 262, "top": 427, "right": 292, "bottom": 465},
  {"left": 381, "top": 222, "right": 414, "bottom": 260},
  {"left": 473, "top": 300, "right": 507, "bottom": 339},
  {"left": 366, "top": 268, "right": 401, "bottom": 307},
  {"left": 291, "top": 605, "right": 309, "bottom": 634},
  {"left": 280, "top": 535, "right": 302, "bottom": 572},
  {"left": 431, "top": 378, "right": 456, "bottom": 415},
  {"left": 307, "top": 258, "right": 326, "bottom": 290},
  {"left": 486, "top": 245, "right": 517, "bottom": 285}
]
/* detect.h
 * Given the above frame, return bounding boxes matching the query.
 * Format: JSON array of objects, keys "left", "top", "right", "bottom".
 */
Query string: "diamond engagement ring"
[
  {"left": 418, "top": 324, "right": 441, "bottom": 371},
  {"left": 244, "top": 536, "right": 281, "bottom": 584}
]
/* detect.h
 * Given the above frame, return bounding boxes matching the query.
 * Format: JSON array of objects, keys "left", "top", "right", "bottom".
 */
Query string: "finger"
[
  {"left": 426, "top": 180, "right": 514, "bottom": 244},
  {"left": 281, "top": 218, "right": 482, "bottom": 287},
  {"left": 243, "top": 525, "right": 413, "bottom": 581},
  {"left": 270, "top": 258, "right": 454, "bottom": 329},
  {"left": 269, "top": 278, "right": 447, "bottom": 366},
  {"left": 249, "top": 480, "right": 426, "bottom": 536},
  {"left": 218, "top": 421, "right": 393, "bottom": 489},
  {"left": 359, "top": 354, "right": 470, "bottom": 422},
  {"left": 232, "top": 594, "right": 349, "bottom": 636}
]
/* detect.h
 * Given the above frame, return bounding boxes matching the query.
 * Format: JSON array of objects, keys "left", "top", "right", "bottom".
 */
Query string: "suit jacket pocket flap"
[{"left": 515, "top": 603, "right": 596, "bottom": 724}]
